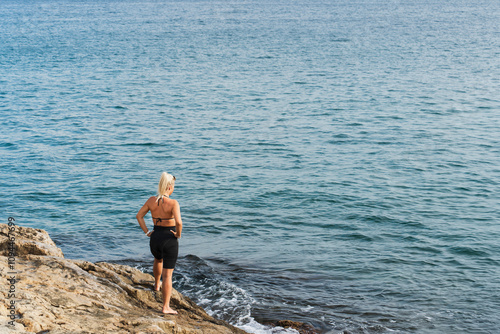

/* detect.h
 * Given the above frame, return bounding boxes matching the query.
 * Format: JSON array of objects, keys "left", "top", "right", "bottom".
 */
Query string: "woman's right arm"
[{"left": 136, "top": 201, "right": 152, "bottom": 237}]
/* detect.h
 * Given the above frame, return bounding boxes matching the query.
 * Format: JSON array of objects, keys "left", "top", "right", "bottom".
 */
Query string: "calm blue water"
[{"left": 2, "top": 0, "right": 500, "bottom": 333}]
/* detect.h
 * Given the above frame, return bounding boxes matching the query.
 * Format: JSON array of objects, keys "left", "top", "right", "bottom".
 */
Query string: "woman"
[{"left": 136, "top": 172, "right": 182, "bottom": 315}]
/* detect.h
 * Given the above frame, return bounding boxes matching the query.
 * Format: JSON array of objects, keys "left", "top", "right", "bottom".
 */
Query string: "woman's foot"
[
  {"left": 161, "top": 307, "right": 178, "bottom": 315},
  {"left": 153, "top": 282, "right": 161, "bottom": 292}
]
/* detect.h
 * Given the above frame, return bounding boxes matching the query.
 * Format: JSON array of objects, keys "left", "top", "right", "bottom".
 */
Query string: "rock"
[
  {"left": 0, "top": 223, "right": 248, "bottom": 334},
  {"left": 271, "top": 320, "right": 320, "bottom": 334},
  {"left": 0, "top": 224, "right": 64, "bottom": 258}
]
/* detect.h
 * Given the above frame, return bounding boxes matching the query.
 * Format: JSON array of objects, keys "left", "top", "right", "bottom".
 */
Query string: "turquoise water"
[{"left": 1, "top": 0, "right": 500, "bottom": 333}]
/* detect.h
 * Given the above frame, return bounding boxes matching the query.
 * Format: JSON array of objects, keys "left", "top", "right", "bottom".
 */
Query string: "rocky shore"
[{"left": 0, "top": 223, "right": 250, "bottom": 334}]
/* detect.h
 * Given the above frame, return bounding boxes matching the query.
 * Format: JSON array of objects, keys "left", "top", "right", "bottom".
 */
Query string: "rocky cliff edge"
[{"left": 0, "top": 223, "right": 249, "bottom": 334}]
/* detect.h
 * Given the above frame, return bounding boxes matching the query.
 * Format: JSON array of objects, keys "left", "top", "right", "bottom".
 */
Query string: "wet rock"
[{"left": 271, "top": 320, "right": 320, "bottom": 334}]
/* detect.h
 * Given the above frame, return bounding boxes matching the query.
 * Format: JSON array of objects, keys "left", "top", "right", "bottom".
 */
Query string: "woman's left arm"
[
  {"left": 136, "top": 202, "right": 152, "bottom": 237},
  {"left": 172, "top": 200, "right": 183, "bottom": 239}
]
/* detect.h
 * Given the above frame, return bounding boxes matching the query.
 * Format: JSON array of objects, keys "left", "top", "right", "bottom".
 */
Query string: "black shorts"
[{"left": 149, "top": 226, "right": 179, "bottom": 269}]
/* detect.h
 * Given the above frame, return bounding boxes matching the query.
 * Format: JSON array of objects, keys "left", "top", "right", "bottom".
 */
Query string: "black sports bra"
[{"left": 152, "top": 217, "right": 175, "bottom": 225}]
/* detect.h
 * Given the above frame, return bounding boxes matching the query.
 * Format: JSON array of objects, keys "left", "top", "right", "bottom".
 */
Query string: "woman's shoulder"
[
  {"left": 161, "top": 197, "right": 178, "bottom": 207},
  {"left": 146, "top": 196, "right": 158, "bottom": 205}
]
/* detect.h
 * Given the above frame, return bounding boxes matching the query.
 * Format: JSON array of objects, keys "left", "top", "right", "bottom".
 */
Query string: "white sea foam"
[
  {"left": 174, "top": 256, "right": 301, "bottom": 334},
  {"left": 237, "top": 318, "right": 299, "bottom": 334},
  {"left": 198, "top": 280, "right": 299, "bottom": 334},
  {"left": 300, "top": 305, "right": 314, "bottom": 312}
]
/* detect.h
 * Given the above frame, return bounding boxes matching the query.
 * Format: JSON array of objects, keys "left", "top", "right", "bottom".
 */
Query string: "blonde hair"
[{"left": 156, "top": 172, "right": 176, "bottom": 202}]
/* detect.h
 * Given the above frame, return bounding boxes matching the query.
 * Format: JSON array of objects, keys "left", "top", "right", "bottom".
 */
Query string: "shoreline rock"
[
  {"left": 266, "top": 320, "right": 320, "bottom": 334},
  {"left": 0, "top": 223, "right": 248, "bottom": 334}
]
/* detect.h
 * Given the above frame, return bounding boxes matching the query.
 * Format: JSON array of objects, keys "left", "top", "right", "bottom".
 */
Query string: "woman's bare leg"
[
  {"left": 153, "top": 258, "right": 162, "bottom": 291},
  {"left": 161, "top": 268, "right": 177, "bottom": 314}
]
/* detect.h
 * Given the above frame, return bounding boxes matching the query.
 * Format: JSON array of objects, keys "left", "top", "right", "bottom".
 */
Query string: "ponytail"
[{"left": 156, "top": 172, "right": 176, "bottom": 202}]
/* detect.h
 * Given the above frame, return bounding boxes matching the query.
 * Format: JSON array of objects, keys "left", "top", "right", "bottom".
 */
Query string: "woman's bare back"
[{"left": 148, "top": 196, "right": 176, "bottom": 226}]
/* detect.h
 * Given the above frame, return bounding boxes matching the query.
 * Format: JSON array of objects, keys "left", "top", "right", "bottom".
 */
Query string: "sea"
[{"left": 1, "top": 0, "right": 499, "bottom": 333}]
